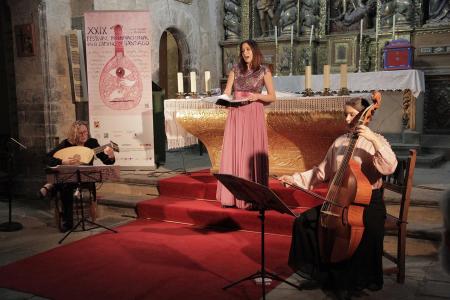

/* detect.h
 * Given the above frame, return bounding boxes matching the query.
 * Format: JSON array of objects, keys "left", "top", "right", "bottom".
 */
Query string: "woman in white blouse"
[{"left": 280, "top": 96, "right": 398, "bottom": 299}]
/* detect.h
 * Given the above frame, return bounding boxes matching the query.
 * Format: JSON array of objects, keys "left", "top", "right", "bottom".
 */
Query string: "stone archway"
[{"left": 159, "top": 27, "right": 190, "bottom": 99}]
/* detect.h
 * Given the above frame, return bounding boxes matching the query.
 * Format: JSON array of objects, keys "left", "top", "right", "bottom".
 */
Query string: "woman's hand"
[
  {"left": 356, "top": 125, "right": 377, "bottom": 142},
  {"left": 62, "top": 155, "right": 81, "bottom": 165},
  {"left": 247, "top": 93, "right": 260, "bottom": 102},
  {"left": 104, "top": 146, "right": 115, "bottom": 159},
  {"left": 278, "top": 175, "right": 295, "bottom": 187}
]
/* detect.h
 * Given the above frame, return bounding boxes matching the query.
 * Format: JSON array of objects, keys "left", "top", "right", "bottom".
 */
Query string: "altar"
[
  {"left": 165, "top": 95, "right": 351, "bottom": 175},
  {"left": 164, "top": 70, "right": 425, "bottom": 175}
]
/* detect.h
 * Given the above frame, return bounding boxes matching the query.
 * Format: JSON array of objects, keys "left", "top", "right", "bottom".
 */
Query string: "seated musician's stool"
[{"left": 53, "top": 183, "right": 97, "bottom": 232}]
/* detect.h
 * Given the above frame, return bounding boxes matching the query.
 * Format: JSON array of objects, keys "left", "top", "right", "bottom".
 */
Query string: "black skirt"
[{"left": 288, "top": 189, "right": 385, "bottom": 291}]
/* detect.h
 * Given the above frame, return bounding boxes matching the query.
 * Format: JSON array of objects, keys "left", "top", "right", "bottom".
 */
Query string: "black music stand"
[
  {"left": 56, "top": 168, "right": 118, "bottom": 244},
  {"left": 0, "top": 138, "right": 26, "bottom": 232},
  {"left": 214, "top": 173, "right": 301, "bottom": 299}
]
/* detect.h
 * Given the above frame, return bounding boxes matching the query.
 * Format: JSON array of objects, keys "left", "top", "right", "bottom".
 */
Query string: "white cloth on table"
[{"left": 273, "top": 69, "right": 425, "bottom": 98}]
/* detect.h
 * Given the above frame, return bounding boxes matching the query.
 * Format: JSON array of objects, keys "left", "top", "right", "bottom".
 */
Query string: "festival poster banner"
[{"left": 84, "top": 11, "right": 154, "bottom": 168}]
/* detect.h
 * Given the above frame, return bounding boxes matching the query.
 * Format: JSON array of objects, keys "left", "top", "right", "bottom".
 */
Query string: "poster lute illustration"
[{"left": 99, "top": 24, "right": 142, "bottom": 110}]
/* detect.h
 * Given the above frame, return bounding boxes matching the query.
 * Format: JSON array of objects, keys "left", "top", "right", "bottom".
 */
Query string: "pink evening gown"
[{"left": 216, "top": 64, "right": 270, "bottom": 209}]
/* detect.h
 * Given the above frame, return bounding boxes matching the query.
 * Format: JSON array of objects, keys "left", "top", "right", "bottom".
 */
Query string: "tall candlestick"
[
  {"left": 274, "top": 25, "right": 278, "bottom": 48},
  {"left": 375, "top": 2, "right": 379, "bottom": 72},
  {"left": 323, "top": 64, "right": 330, "bottom": 89},
  {"left": 340, "top": 64, "right": 348, "bottom": 88},
  {"left": 358, "top": 18, "right": 363, "bottom": 72},
  {"left": 190, "top": 71, "right": 196, "bottom": 94},
  {"left": 177, "top": 72, "right": 183, "bottom": 93},
  {"left": 290, "top": 25, "right": 294, "bottom": 75},
  {"left": 309, "top": 24, "right": 314, "bottom": 47},
  {"left": 392, "top": 14, "right": 396, "bottom": 40},
  {"left": 204, "top": 71, "right": 210, "bottom": 93},
  {"left": 305, "top": 66, "right": 312, "bottom": 89}
]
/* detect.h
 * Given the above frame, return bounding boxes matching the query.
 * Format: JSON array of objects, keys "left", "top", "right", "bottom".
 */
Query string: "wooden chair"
[{"left": 382, "top": 149, "right": 417, "bottom": 283}]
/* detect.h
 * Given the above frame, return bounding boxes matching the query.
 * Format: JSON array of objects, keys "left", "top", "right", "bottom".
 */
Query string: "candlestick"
[
  {"left": 274, "top": 25, "right": 278, "bottom": 48},
  {"left": 204, "top": 71, "right": 210, "bottom": 93},
  {"left": 305, "top": 65, "right": 312, "bottom": 89},
  {"left": 375, "top": 1, "right": 380, "bottom": 71},
  {"left": 309, "top": 24, "right": 314, "bottom": 47},
  {"left": 177, "top": 72, "right": 183, "bottom": 94},
  {"left": 392, "top": 14, "right": 396, "bottom": 40},
  {"left": 323, "top": 65, "right": 330, "bottom": 89},
  {"left": 190, "top": 71, "right": 196, "bottom": 94},
  {"left": 340, "top": 64, "right": 347, "bottom": 89},
  {"left": 358, "top": 18, "right": 363, "bottom": 72},
  {"left": 290, "top": 25, "right": 294, "bottom": 75}
]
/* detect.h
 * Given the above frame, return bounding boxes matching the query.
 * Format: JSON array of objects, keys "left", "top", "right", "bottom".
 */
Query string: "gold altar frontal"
[{"left": 166, "top": 96, "right": 351, "bottom": 175}]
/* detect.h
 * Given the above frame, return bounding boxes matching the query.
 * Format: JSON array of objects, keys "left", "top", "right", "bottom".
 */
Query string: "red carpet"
[
  {"left": 137, "top": 169, "right": 326, "bottom": 235},
  {"left": 0, "top": 219, "right": 292, "bottom": 300}
]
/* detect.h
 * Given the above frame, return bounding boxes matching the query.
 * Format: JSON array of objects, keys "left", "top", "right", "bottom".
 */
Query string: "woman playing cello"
[{"left": 279, "top": 96, "right": 397, "bottom": 299}]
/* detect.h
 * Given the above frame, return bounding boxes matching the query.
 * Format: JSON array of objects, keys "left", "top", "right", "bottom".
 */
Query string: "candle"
[
  {"left": 177, "top": 72, "right": 183, "bottom": 94},
  {"left": 360, "top": 19, "right": 363, "bottom": 43},
  {"left": 309, "top": 24, "right": 314, "bottom": 47},
  {"left": 204, "top": 71, "right": 210, "bottom": 93},
  {"left": 340, "top": 64, "right": 348, "bottom": 89},
  {"left": 323, "top": 64, "right": 330, "bottom": 89},
  {"left": 274, "top": 25, "right": 278, "bottom": 48},
  {"left": 392, "top": 14, "right": 396, "bottom": 39},
  {"left": 305, "top": 65, "right": 312, "bottom": 89},
  {"left": 190, "top": 71, "right": 196, "bottom": 93},
  {"left": 343, "top": 0, "right": 346, "bottom": 14}
]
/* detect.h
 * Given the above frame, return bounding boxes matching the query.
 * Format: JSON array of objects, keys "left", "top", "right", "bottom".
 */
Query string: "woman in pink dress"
[{"left": 216, "top": 39, "right": 276, "bottom": 209}]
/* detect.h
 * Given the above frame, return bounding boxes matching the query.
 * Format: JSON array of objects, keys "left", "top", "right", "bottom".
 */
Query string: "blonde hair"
[{"left": 67, "top": 120, "right": 89, "bottom": 145}]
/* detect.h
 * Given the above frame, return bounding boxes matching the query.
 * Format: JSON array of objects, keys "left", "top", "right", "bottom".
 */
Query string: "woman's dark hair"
[
  {"left": 345, "top": 97, "right": 370, "bottom": 112},
  {"left": 238, "top": 39, "right": 263, "bottom": 73}
]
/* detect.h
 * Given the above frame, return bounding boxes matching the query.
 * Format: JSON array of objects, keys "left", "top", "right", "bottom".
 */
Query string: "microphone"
[{"left": 10, "top": 137, "right": 27, "bottom": 150}]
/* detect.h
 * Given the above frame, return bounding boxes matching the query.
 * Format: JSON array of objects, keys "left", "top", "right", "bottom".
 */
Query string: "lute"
[{"left": 53, "top": 141, "right": 119, "bottom": 165}]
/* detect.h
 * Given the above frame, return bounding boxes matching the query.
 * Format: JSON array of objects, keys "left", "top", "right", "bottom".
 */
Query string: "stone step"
[
  {"left": 97, "top": 181, "right": 159, "bottom": 198},
  {"left": 394, "top": 151, "right": 445, "bottom": 168},
  {"left": 391, "top": 142, "right": 421, "bottom": 155}
]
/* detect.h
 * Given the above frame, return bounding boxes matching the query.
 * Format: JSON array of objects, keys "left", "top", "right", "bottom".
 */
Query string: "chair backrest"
[{"left": 383, "top": 149, "right": 417, "bottom": 224}]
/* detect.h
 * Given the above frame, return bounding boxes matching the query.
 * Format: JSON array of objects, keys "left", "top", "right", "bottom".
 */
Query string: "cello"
[{"left": 318, "top": 91, "right": 382, "bottom": 263}]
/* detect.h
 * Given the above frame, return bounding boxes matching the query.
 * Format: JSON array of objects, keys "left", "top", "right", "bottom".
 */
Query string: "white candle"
[
  {"left": 340, "top": 64, "right": 348, "bottom": 89},
  {"left": 392, "top": 14, "right": 396, "bottom": 39},
  {"left": 343, "top": 0, "right": 346, "bottom": 14},
  {"left": 274, "top": 25, "right": 278, "bottom": 48},
  {"left": 190, "top": 71, "right": 196, "bottom": 93},
  {"left": 360, "top": 19, "right": 363, "bottom": 42},
  {"left": 305, "top": 66, "right": 312, "bottom": 89},
  {"left": 177, "top": 72, "right": 183, "bottom": 94},
  {"left": 323, "top": 64, "right": 330, "bottom": 89},
  {"left": 309, "top": 24, "right": 314, "bottom": 47},
  {"left": 204, "top": 71, "right": 210, "bottom": 93}
]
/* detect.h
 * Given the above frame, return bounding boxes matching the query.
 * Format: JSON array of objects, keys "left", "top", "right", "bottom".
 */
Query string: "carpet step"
[{"left": 136, "top": 196, "right": 310, "bottom": 235}]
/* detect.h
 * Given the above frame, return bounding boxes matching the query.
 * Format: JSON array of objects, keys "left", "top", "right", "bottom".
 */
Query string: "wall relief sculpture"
[
  {"left": 224, "top": 0, "right": 241, "bottom": 40},
  {"left": 330, "top": 0, "right": 376, "bottom": 32},
  {"left": 380, "top": 0, "right": 414, "bottom": 27},
  {"left": 256, "top": 0, "right": 276, "bottom": 37},
  {"left": 299, "top": 0, "right": 320, "bottom": 33},
  {"left": 427, "top": 0, "right": 450, "bottom": 24},
  {"left": 277, "top": 0, "right": 298, "bottom": 34}
]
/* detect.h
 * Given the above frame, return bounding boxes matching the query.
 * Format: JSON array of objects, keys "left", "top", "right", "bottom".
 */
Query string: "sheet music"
[{"left": 46, "top": 165, "right": 120, "bottom": 184}]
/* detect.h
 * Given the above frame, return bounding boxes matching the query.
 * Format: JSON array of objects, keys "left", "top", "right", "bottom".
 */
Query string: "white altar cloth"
[
  {"left": 273, "top": 69, "right": 425, "bottom": 98},
  {"left": 165, "top": 95, "right": 351, "bottom": 150}
]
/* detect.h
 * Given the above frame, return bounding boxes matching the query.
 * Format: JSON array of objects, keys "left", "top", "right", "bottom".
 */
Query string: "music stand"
[
  {"left": 52, "top": 167, "right": 118, "bottom": 244},
  {"left": 214, "top": 173, "right": 301, "bottom": 299},
  {"left": 0, "top": 138, "right": 26, "bottom": 232}
]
